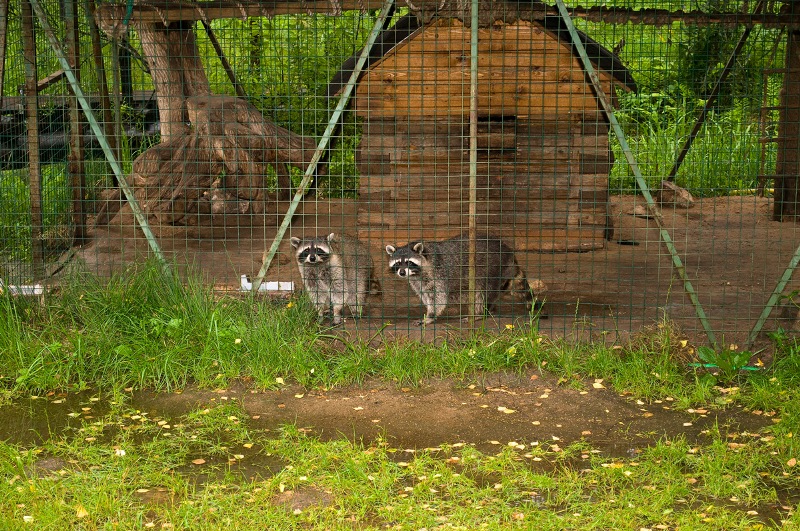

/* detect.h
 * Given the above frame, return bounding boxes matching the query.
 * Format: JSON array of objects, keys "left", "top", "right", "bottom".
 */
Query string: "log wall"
[{"left": 353, "top": 19, "right": 614, "bottom": 252}]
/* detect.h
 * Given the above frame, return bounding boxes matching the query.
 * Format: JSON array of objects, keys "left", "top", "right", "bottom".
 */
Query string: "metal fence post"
[{"left": 554, "top": 0, "right": 718, "bottom": 348}]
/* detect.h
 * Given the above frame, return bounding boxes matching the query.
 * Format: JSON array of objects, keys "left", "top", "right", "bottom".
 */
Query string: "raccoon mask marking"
[
  {"left": 292, "top": 238, "right": 331, "bottom": 265},
  {"left": 386, "top": 242, "right": 425, "bottom": 278}
]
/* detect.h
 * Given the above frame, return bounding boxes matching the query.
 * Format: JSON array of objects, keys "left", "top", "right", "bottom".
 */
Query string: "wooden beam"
[
  {"left": 774, "top": 28, "right": 800, "bottom": 221},
  {"left": 66, "top": 0, "right": 87, "bottom": 244},
  {"left": 21, "top": 0, "right": 45, "bottom": 280},
  {"left": 36, "top": 68, "right": 65, "bottom": 91},
  {"left": 85, "top": 0, "right": 119, "bottom": 177},
  {"left": 94, "top": 1, "right": 800, "bottom": 30}
]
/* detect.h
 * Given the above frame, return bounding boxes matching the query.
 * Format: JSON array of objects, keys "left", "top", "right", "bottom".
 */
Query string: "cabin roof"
[{"left": 326, "top": 14, "right": 637, "bottom": 100}]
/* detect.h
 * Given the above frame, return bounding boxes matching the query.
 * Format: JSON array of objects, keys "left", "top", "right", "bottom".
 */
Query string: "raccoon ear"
[
  {"left": 290, "top": 237, "right": 301, "bottom": 248},
  {"left": 327, "top": 233, "right": 336, "bottom": 242},
  {"left": 412, "top": 242, "right": 425, "bottom": 255},
  {"left": 385, "top": 245, "right": 396, "bottom": 256}
]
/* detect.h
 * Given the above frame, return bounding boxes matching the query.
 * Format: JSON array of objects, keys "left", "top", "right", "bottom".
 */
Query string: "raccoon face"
[
  {"left": 291, "top": 236, "right": 332, "bottom": 265},
  {"left": 386, "top": 242, "right": 426, "bottom": 279}
]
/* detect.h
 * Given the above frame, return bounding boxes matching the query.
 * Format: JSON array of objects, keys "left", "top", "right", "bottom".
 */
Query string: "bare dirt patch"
[
  {"left": 74, "top": 194, "right": 800, "bottom": 348},
  {"left": 127, "top": 374, "right": 770, "bottom": 458}
]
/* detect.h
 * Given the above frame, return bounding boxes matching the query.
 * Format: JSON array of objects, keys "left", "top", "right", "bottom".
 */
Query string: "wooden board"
[
  {"left": 354, "top": 19, "right": 617, "bottom": 119},
  {"left": 367, "top": 66, "right": 591, "bottom": 86},
  {"left": 358, "top": 227, "right": 607, "bottom": 253},
  {"left": 357, "top": 210, "right": 609, "bottom": 229},
  {"left": 358, "top": 142, "right": 610, "bottom": 164},
  {"left": 357, "top": 198, "right": 595, "bottom": 214},
  {"left": 362, "top": 117, "right": 606, "bottom": 137},
  {"left": 364, "top": 54, "right": 584, "bottom": 77},
  {"left": 354, "top": 92, "right": 602, "bottom": 119},
  {"left": 358, "top": 130, "right": 519, "bottom": 152}
]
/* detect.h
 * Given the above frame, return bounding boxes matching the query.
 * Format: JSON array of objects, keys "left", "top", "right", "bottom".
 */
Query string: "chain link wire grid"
[{"left": 2, "top": 0, "right": 800, "bottom": 345}]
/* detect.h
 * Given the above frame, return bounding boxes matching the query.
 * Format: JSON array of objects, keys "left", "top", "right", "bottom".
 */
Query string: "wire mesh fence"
[{"left": 2, "top": 0, "right": 800, "bottom": 345}]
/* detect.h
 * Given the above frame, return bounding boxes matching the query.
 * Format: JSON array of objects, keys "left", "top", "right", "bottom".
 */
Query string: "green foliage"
[
  {"left": 0, "top": 396, "right": 795, "bottom": 529},
  {"left": 0, "top": 165, "right": 73, "bottom": 276},
  {"left": 196, "top": 13, "right": 376, "bottom": 196},
  {"left": 696, "top": 345, "right": 756, "bottom": 383},
  {"left": 610, "top": 95, "right": 769, "bottom": 196}
]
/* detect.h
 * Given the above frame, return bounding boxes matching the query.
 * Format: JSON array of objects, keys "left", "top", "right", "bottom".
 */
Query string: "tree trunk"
[
  {"left": 774, "top": 29, "right": 800, "bottom": 221},
  {"left": 133, "top": 95, "right": 316, "bottom": 224},
  {"left": 93, "top": 13, "right": 319, "bottom": 225},
  {"left": 66, "top": 0, "right": 87, "bottom": 244},
  {"left": 22, "top": 0, "right": 45, "bottom": 279},
  {"left": 133, "top": 20, "right": 211, "bottom": 141}
]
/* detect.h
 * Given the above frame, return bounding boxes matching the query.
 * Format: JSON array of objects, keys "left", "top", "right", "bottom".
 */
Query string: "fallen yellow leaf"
[
  {"left": 75, "top": 505, "right": 89, "bottom": 518},
  {"left": 787, "top": 458, "right": 797, "bottom": 467}
]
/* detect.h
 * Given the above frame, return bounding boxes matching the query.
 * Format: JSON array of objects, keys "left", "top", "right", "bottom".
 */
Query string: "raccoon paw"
[{"left": 531, "top": 300, "right": 548, "bottom": 319}]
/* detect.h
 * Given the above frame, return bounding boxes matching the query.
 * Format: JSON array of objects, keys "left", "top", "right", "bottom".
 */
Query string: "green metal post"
[
  {"left": 251, "top": 0, "right": 397, "bottom": 291},
  {"left": 745, "top": 243, "right": 800, "bottom": 349},
  {"left": 467, "top": 0, "right": 479, "bottom": 326},
  {"left": 28, "top": 0, "right": 168, "bottom": 267},
  {"left": 554, "top": 0, "right": 718, "bottom": 347}
]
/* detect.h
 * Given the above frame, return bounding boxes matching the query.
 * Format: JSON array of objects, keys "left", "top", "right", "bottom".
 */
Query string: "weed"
[
  {"left": 0, "top": 399, "right": 793, "bottom": 530},
  {"left": 695, "top": 345, "right": 758, "bottom": 384}
]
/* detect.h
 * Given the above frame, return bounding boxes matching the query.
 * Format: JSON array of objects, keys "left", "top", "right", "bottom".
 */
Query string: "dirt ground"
[
  {"left": 75, "top": 194, "right": 800, "bottom": 349},
  {"left": 0, "top": 372, "right": 773, "bottom": 459}
]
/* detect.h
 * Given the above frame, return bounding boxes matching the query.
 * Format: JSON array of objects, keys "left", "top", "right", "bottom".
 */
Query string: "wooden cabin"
[{"left": 348, "top": 18, "right": 634, "bottom": 252}]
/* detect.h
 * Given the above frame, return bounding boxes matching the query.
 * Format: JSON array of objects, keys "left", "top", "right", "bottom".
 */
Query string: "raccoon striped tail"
[{"left": 369, "top": 271, "right": 382, "bottom": 298}]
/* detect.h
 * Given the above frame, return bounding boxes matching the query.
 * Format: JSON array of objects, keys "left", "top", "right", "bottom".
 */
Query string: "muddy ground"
[
  {"left": 2, "top": 194, "right": 791, "bottom": 514},
  {"left": 0, "top": 371, "right": 774, "bottom": 459},
  {"left": 74, "top": 194, "right": 800, "bottom": 349}
]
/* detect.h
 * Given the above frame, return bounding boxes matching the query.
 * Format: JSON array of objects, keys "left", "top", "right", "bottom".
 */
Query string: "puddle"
[
  {"left": 0, "top": 374, "right": 775, "bottom": 460},
  {"left": 0, "top": 391, "right": 112, "bottom": 446},
  {"left": 0, "top": 375, "right": 791, "bottom": 525}
]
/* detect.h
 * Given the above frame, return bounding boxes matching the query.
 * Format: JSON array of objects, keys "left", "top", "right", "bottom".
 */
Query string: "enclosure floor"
[{"left": 72, "top": 195, "right": 800, "bottom": 348}]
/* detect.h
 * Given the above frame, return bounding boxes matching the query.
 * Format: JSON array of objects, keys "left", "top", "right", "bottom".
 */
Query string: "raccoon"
[
  {"left": 290, "top": 233, "right": 380, "bottom": 325},
  {"left": 385, "top": 234, "right": 541, "bottom": 325}
]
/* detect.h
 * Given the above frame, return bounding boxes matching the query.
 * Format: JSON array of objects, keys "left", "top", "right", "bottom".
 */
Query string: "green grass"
[
  {"left": 610, "top": 98, "right": 773, "bottom": 197},
  {"left": 1, "top": 263, "right": 800, "bottom": 528},
  {"left": 0, "top": 260, "right": 796, "bottom": 406},
  {"left": 0, "top": 165, "right": 73, "bottom": 271},
  {"left": 0, "top": 397, "right": 797, "bottom": 529}
]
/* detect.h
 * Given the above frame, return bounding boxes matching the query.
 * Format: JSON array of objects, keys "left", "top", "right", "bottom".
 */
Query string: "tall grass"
[
  {"left": 0, "top": 260, "right": 323, "bottom": 393},
  {"left": 610, "top": 97, "right": 772, "bottom": 196},
  {"left": 0, "top": 165, "right": 73, "bottom": 279},
  {"left": 0, "top": 259, "right": 786, "bottom": 407}
]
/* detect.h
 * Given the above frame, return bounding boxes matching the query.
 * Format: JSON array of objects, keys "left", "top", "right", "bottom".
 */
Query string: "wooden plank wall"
[{"left": 353, "top": 19, "right": 614, "bottom": 252}]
